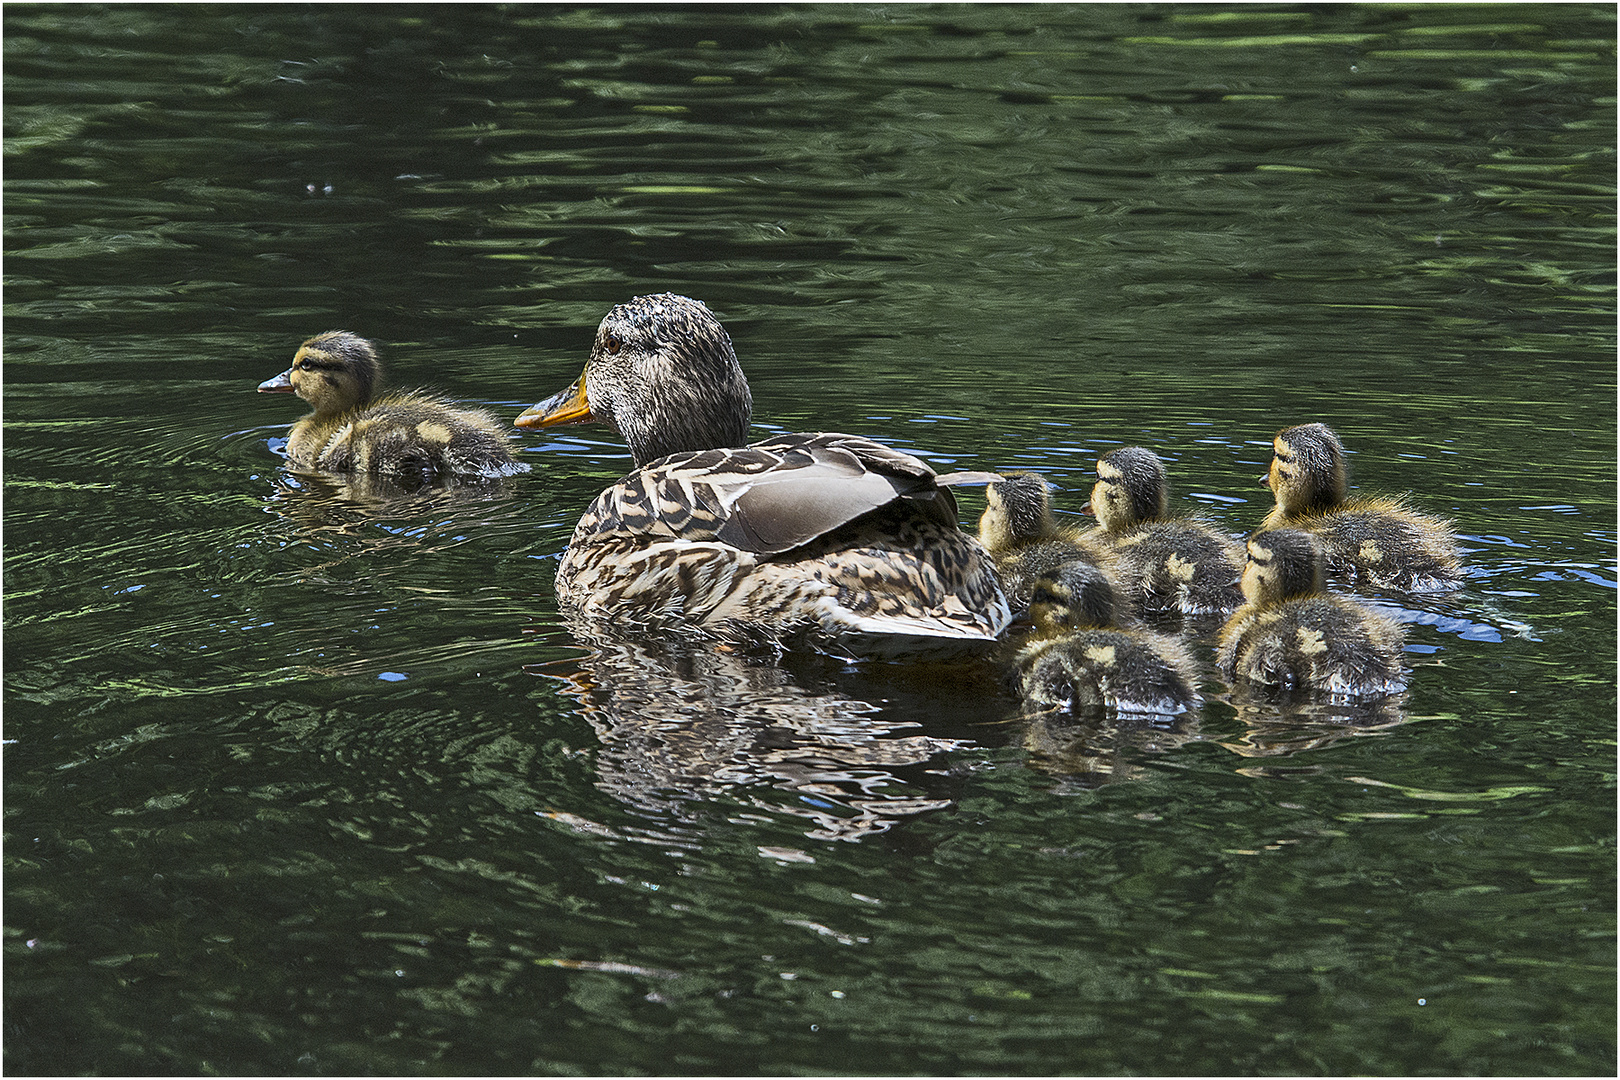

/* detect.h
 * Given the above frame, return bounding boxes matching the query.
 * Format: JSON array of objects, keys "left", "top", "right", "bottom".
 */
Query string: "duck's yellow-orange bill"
[{"left": 515, "top": 371, "right": 593, "bottom": 429}]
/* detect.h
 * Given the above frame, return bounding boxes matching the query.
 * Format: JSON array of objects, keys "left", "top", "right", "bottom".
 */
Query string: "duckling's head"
[
  {"left": 1027, "top": 559, "right": 1123, "bottom": 633},
  {"left": 257, "top": 331, "right": 380, "bottom": 416},
  {"left": 1241, "top": 528, "right": 1324, "bottom": 605},
  {"left": 1090, "top": 446, "right": 1168, "bottom": 531},
  {"left": 515, "top": 293, "right": 753, "bottom": 466},
  {"left": 978, "top": 473, "right": 1055, "bottom": 552},
  {"left": 1263, "top": 423, "right": 1346, "bottom": 517}
]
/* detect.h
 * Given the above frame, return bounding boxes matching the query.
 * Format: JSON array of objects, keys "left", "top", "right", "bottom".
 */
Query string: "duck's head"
[
  {"left": 1027, "top": 559, "right": 1123, "bottom": 633},
  {"left": 1241, "top": 528, "right": 1324, "bottom": 606},
  {"left": 257, "top": 331, "right": 380, "bottom": 416},
  {"left": 1262, "top": 423, "right": 1346, "bottom": 517},
  {"left": 515, "top": 293, "right": 753, "bottom": 467},
  {"left": 979, "top": 473, "right": 1054, "bottom": 551},
  {"left": 1089, "top": 446, "right": 1168, "bottom": 531}
]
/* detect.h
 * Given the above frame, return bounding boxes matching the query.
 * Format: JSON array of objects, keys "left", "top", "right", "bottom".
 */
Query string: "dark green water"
[{"left": 5, "top": 4, "right": 1614, "bottom": 1075}]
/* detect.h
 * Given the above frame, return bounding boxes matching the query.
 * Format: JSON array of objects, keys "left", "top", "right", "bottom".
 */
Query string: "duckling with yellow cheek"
[
  {"left": 1081, "top": 446, "right": 1244, "bottom": 617},
  {"left": 1260, "top": 423, "right": 1462, "bottom": 592},
  {"left": 257, "top": 331, "right": 519, "bottom": 482},
  {"left": 1216, "top": 528, "right": 1407, "bottom": 698},
  {"left": 978, "top": 472, "right": 1122, "bottom": 620},
  {"left": 1014, "top": 559, "right": 1202, "bottom": 717}
]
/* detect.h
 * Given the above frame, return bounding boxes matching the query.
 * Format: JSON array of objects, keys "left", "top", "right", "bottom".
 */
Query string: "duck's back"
[
  {"left": 1018, "top": 629, "right": 1201, "bottom": 715},
  {"left": 1095, "top": 517, "right": 1244, "bottom": 616},
  {"left": 1217, "top": 595, "right": 1406, "bottom": 697},
  {"left": 1267, "top": 496, "right": 1462, "bottom": 592},
  {"left": 555, "top": 431, "right": 1009, "bottom": 648},
  {"left": 306, "top": 391, "right": 516, "bottom": 480},
  {"left": 997, "top": 539, "right": 1110, "bottom": 616}
]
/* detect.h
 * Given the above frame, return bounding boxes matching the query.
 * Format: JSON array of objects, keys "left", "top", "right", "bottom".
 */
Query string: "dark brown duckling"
[
  {"left": 1080, "top": 446, "right": 1244, "bottom": 617},
  {"left": 257, "top": 331, "right": 519, "bottom": 482},
  {"left": 1216, "top": 528, "right": 1407, "bottom": 698},
  {"left": 1014, "top": 559, "right": 1202, "bottom": 717},
  {"left": 1260, "top": 422, "right": 1462, "bottom": 592},
  {"left": 977, "top": 472, "right": 1119, "bottom": 618}
]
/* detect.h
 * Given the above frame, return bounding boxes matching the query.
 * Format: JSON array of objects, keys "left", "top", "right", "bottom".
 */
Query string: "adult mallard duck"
[
  {"left": 514, "top": 293, "right": 1010, "bottom": 652},
  {"left": 1216, "top": 528, "right": 1407, "bottom": 698},
  {"left": 1014, "top": 558, "right": 1202, "bottom": 716},
  {"left": 1080, "top": 446, "right": 1244, "bottom": 617},
  {"left": 977, "top": 472, "right": 1119, "bottom": 619},
  {"left": 257, "top": 331, "right": 520, "bottom": 482},
  {"left": 1260, "top": 422, "right": 1462, "bottom": 591}
]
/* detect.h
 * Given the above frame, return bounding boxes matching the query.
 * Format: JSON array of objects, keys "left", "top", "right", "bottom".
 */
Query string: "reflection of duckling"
[
  {"left": 1015, "top": 559, "right": 1202, "bottom": 716},
  {"left": 1216, "top": 528, "right": 1407, "bottom": 697},
  {"left": 978, "top": 472, "right": 1115, "bottom": 617},
  {"left": 257, "top": 331, "right": 518, "bottom": 482},
  {"left": 1260, "top": 423, "right": 1461, "bottom": 591},
  {"left": 1081, "top": 446, "right": 1244, "bottom": 616}
]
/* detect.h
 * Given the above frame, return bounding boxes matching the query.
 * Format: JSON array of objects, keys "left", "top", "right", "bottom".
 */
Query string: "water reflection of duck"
[
  {"left": 1079, "top": 446, "right": 1244, "bottom": 617},
  {"left": 1013, "top": 559, "right": 1202, "bottom": 717},
  {"left": 1260, "top": 422, "right": 1462, "bottom": 591},
  {"left": 531, "top": 619, "right": 984, "bottom": 842},
  {"left": 977, "top": 472, "right": 1116, "bottom": 618},
  {"left": 257, "top": 331, "right": 519, "bottom": 484},
  {"left": 515, "top": 293, "right": 1009, "bottom": 654},
  {"left": 1216, "top": 528, "right": 1407, "bottom": 698}
]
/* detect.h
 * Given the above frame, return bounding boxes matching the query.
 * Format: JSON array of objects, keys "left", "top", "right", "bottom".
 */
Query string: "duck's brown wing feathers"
[{"left": 586, "top": 432, "right": 965, "bottom": 556}]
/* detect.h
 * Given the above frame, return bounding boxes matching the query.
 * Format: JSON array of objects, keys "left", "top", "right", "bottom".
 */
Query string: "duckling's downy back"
[
  {"left": 1217, "top": 529, "right": 1407, "bottom": 698},
  {"left": 1260, "top": 423, "right": 1462, "bottom": 591},
  {"left": 258, "top": 331, "right": 519, "bottom": 483}
]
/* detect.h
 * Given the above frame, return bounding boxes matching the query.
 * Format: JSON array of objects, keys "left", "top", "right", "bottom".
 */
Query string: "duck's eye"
[{"left": 603, "top": 333, "right": 623, "bottom": 355}]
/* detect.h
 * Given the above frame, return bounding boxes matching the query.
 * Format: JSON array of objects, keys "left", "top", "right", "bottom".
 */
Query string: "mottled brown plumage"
[
  {"left": 1260, "top": 423, "right": 1462, "bottom": 592},
  {"left": 257, "top": 331, "right": 518, "bottom": 482},
  {"left": 515, "top": 294, "right": 1009, "bottom": 652},
  {"left": 1080, "top": 446, "right": 1244, "bottom": 617},
  {"left": 1216, "top": 528, "right": 1407, "bottom": 698}
]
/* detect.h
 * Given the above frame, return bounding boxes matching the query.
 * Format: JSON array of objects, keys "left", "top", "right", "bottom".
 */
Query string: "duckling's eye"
[{"left": 604, "top": 333, "right": 623, "bottom": 355}]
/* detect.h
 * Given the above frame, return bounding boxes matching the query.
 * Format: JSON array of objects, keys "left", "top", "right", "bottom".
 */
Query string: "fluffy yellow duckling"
[
  {"left": 1216, "top": 528, "right": 1407, "bottom": 698},
  {"left": 1081, "top": 446, "right": 1244, "bottom": 616},
  {"left": 1260, "top": 422, "right": 1462, "bottom": 591},
  {"left": 257, "top": 331, "right": 518, "bottom": 481},
  {"left": 513, "top": 293, "right": 1008, "bottom": 653},
  {"left": 1015, "top": 559, "right": 1202, "bottom": 716},
  {"left": 977, "top": 472, "right": 1118, "bottom": 618}
]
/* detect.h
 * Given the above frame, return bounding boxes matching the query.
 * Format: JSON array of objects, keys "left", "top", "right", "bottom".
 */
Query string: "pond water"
[{"left": 4, "top": 4, "right": 1615, "bottom": 1075}]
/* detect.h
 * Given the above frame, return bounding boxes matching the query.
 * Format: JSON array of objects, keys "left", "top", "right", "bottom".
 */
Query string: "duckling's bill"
[
  {"left": 516, "top": 371, "right": 592, "bottom": 429},
  {"left": 257, "top": 369, "right": 295, "bottom": 393}
]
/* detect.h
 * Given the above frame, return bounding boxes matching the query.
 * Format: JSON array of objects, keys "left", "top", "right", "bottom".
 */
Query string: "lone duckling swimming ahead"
[
  {"left": 1080, "top": 446, "right": 1244, "bottom": 617},
  {"left": 1260, "top": 422, "right": 1462, "bottom": 591},
  {"left": 257, "top": 331, "right": 519, "bottom": 482},
  {"left": 1216, "top": 528, "right": 1407, "bottom": 698},
  {"left": 977, "top": 472, "right": 1117, "bottom": 619},
  {"left": 514, "top": 293, "right": 1010, "bottom": 652},
  {"left": 1015, "top": 558, "right": 1202, "bottom": 717}
]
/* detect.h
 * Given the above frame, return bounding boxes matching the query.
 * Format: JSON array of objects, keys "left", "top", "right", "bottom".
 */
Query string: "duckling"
[
  {"left": 1080, "top": 446, "right": 1244, "bottom": 616},
  {"left": 1216, "top": 528, "right": 1407, "bottom": 698},
  {"left": 1014, "top": 559, "right": 1202, "bottom": 716},
  {"left": 1260, "top": 422, "right": 1462, "bottom": 591},
  {"left": 977, "top": 472, "right": 1117, "bottom": 618},
  {"left": 513, "top": 293, "right": 1009, "bottom": 653},
  {"left": 257, "top": 331, "right": 519, "bottom": 482}
]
